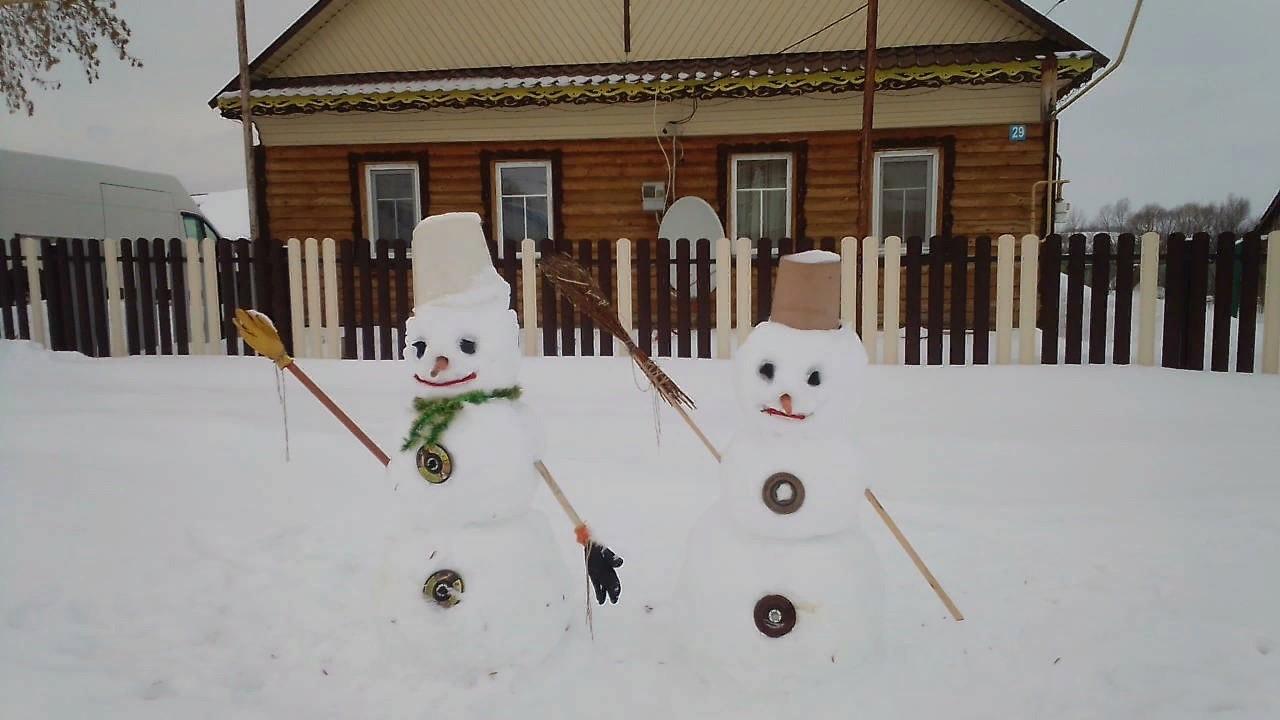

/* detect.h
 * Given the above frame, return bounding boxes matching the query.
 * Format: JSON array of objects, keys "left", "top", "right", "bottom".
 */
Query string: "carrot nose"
[
  {"left": 779, "top": 393, "right": 793, "bottom": 415},
  {"left": 430, "top": 355, "right": 449, "bottom": 377}
]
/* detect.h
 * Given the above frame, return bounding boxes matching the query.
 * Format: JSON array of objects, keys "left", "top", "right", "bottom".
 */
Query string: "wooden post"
[
  {"left": 322, "top": 238, "right": 340, "bottom": 359},
  {"left": 861, "top": 236, "right": 879, "bottom": 362},
  {"left": 715, "top": 237, "right": 732, "bottom": 358},
  {"left": 1136, "top": 232, "right": 1160, "bottom": 366},
  {"left": 882, "top": 236, "right": 900, "bottom": 364},
  {"left": 235, "top": 0, "right": 258, "bottom": 240},
  {"left": 304, "top": 237, "right": 322, "bottom": 359},
  {"left": 1018, "top": 234, "right": 1039, "bottom": 363},
  {"left": 20, "top": 237, "right": 46, "bottom": 347},
  {"left": 201, "top": 238, "right": 220, "bottom": 354},
  {"left": 995, "top": 234, "right": 1016, "bottom": 363},
  {"left": 287, "top": 238, "right": 305, "bottom": 358},
  {"left": 104, "top": 238, "right": 128, "bottom": 356},
  {"left": 1263, "top": 232, "right": 1280, "bottom": 374},
  {"left": 521, "top": 238, "right": 539, "bottom": 356},
  {"left": 615, "top": 238, "right": 633, "bottom": 345},
  {"left": 858, "top": 0, "right": 879, "bottom": 236}
]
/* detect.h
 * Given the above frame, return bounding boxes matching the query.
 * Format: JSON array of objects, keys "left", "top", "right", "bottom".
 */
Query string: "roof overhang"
[{"left": 215, "top": 43, "right": 1101, "bottom": 119}]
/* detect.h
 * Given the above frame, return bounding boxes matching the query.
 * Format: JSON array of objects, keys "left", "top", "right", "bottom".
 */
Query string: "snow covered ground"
[{"left": 2, "top": 340, "right": 1278, "bottom": 718}]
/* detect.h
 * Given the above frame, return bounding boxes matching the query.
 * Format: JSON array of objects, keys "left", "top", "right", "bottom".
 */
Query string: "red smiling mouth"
[
  {"left": 762, "top": 407, "right": 808, "bottom": 420},
  {"left": 414, "top": 372, "right": 477, "bottom": 387}
]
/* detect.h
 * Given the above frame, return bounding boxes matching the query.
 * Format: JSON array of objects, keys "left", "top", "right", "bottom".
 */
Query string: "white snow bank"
[{"left": 1, "top": 340, "right": 1278, "bottom": 718}]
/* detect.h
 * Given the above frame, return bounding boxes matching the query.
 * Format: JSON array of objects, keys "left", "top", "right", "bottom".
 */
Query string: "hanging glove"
[{"left": 586, "top": 542, "right": 623, "bottom": 605}]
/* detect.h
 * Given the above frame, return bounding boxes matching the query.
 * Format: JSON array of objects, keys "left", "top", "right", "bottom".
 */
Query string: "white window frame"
[
  {"left": 494, "top": 160, "right": 554, "bottom": 258},
  {"left": 729, "top": 152, "right": 794, "bottom": 253},
  {"left": 364, "top": 162, "right": 421, "bottom": 245},
  {"left": 871, "top": 148, "right": 940, "bottom": 246}
]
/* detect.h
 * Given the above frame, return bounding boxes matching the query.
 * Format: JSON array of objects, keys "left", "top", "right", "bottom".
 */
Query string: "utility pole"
[
  {"left": 235, "top": 0, "right": 259, "bottom": 240},
  {"left": 858, "top": 0, "right": 879, "bottom": 237}
]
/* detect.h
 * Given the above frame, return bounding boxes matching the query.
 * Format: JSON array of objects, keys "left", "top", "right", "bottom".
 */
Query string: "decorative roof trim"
[{"left": 217, "top": 56, "right": 1097, "bottom": 118}]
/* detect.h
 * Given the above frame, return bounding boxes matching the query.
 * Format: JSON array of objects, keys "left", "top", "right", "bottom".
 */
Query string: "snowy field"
[{"left": 2, "top": 340, "right": 1279, "bottom": 718}]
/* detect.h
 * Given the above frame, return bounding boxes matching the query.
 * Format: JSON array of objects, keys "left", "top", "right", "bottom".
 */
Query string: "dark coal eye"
[
  {"left": 807, "top": 370, "right": 821, "bottom": 386},
  {"left": 459, "top": 338, "right": 477, "bottom": 355},
  {"left": 758, "top": 362, "right": 775, "bottom": 381},
  {"left": 412, "top": 341, "right": 427, "bottom": 359}
]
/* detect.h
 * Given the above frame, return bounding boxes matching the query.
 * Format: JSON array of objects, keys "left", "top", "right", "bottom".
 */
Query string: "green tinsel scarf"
[{"left": 401, "top": 386, "right": 522, "bottom": 453}]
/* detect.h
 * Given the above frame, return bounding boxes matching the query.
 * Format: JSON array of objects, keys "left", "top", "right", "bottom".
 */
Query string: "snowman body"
[
  {"left": 374, "top": 213, "right": 575, "bottom": 676},
  {"left": 676, "top": 318, "right": 885, "bottom": 689}
]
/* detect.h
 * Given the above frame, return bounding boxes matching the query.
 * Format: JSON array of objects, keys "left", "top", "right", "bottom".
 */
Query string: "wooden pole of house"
[
  {"left": 858, "top": 0, "right": 879, "bottom": 236},
  {"left": 235, "top": 0, "right": 259, "bottom": 240}
]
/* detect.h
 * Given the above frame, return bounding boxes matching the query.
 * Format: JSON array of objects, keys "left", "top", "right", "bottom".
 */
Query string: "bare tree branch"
[{"left": 0, "top": 0, "right": 141, "bottom": 115}]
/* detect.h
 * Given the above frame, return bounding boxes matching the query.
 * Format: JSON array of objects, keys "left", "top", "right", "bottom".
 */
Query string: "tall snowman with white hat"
[
  {"left": 674, "top": 250, "right": 884, "bottom": 691},
  {"left": 375, "top": 212, "right": 623, "bottom": 677}
]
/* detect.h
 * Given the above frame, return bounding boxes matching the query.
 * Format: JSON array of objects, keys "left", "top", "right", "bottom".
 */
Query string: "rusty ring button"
[
  {"left": 762, "top": 472, "right": 805, "bottom": 514},
  {"left": 754, "top": 594, "right": 797, "bottom": 637}
]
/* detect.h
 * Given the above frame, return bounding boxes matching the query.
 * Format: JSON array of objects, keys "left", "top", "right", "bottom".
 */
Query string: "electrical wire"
[{"left": 777, "top": 3, "right": 871, "bottom": 54}]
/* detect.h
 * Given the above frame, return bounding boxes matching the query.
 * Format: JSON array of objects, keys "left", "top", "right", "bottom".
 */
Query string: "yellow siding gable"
[{"left": 266, "top": 0, "right": 1046, "bottom": 78}]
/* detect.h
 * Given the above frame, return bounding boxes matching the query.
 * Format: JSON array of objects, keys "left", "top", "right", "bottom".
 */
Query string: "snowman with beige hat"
[{"left": 673, "top": 250, "right": 886, "bottom": 691}]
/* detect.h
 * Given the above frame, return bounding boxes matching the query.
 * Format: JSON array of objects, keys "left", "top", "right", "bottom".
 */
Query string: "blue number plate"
[{"left": 1009, "top": 124, "right": 1028, "bottom": 142}]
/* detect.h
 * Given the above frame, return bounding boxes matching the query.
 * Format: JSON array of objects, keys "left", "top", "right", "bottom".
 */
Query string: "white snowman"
[
  {"left": 675, "top": 250, "right": 885, "bottom": 691},
  {"left": 369, "top": 213, "right": 623, "bottom": 677}
]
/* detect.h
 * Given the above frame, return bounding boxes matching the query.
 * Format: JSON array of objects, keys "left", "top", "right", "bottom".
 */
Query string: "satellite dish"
[{"left": 658, "top": 196, "right": 725, "bottom": 297}]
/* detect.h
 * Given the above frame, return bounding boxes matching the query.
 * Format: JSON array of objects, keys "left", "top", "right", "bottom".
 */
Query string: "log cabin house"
[{"left": 211, "top": 0, "right": 1105, "bottom": 328}]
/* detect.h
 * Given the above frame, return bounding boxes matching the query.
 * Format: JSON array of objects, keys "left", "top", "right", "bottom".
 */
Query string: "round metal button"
[
  {"left": 416, "top": 443, "right": 453, "bottom": 484},
  {"left": 762, "top": 472, "right": 805, "bottom": 515},
  {"left": 754, "top": 594, "right": 797, "bottom": 637},
  {"left": 423, "top": 569, "right": 465, "bottom": 607}
]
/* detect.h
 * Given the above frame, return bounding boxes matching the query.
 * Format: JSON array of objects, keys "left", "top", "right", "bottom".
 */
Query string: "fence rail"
[{"left": 2, "top": 232, "right": 1277, "bottom": 374}]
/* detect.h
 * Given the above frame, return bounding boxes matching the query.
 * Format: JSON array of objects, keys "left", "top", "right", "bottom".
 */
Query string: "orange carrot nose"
[
  {"left": 431, "top": 355, "right": 450, "bottom": 377},
  {"left": 779, "top": 393, "right": 793, "bottom": 415}
]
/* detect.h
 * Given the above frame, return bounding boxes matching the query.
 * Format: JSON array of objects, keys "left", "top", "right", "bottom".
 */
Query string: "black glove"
[{"left": 586, "top": 542, "right": 623, "bottom": 605}]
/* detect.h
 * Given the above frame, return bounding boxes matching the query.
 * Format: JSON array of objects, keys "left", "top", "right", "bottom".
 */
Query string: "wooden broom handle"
[
  {"left": 286, "top": 363, "right": 391, "bottom": 467},
  {"left": 865, "top": 488, "right": 963, "bottom": 621}
]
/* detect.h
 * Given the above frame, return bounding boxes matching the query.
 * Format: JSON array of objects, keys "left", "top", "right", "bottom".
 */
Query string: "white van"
[{"left": 0, "top": 149, "right": 222, "bottom": 241}]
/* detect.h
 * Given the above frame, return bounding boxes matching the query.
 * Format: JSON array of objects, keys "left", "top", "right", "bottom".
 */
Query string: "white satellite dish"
[{"left": 658, "top": 196, "right": 725, "bottom": 297}]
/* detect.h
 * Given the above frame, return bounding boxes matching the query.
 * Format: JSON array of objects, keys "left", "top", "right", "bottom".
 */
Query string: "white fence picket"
[
  {"left": 839, "top": 236, "right": 857, "bottom": 328},
  {"left": 286, "top": 238, "right": 305, "bottom": 358},
  {"left": 322, "top": 238, "right": 340, "bottom": 358},
  {"left": 861, "top": 236, "right": 879, "bottom": 362},
  {"left": 521, "top": 239, "right": 538, "bottom": 356},
  {"left": 20, "top": 237, "right": 47, "bottom": 347},
  {"left": 104, "top": 238, "right": 128, "bottom": 357},
  {"left": 715, "top": 237, "right": 732, "bottom": 358},
  {"left": 1136, "top": 232, "right": 1161, "bottom": 366},
  {"left": 735, "top": 238, "right": 752, "bottom": 345},
  {"left": 615, "top": 238, "right": 633, "bottom": 345},
  {"left": 200, "top": 238, "right": 220, "bottom": 355},
  {"left": 995, "top": 234, "right": 1016, "bottom": 364},
  {"left": 303, "top": 238, "right": 322, "bottom": 358},
  {"left": 882, "top": 236, "right": 901, "bottom": 364},
  {"left": 1018, "top": 234, "right": 1039, "bottom": 364},
  {"left": 1263, "top": 233, "right": 1280, "bottom": 374}
]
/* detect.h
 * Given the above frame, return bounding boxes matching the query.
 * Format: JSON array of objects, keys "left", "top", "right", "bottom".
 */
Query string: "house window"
[
  {"left": 494, "top": 160, "right": 553, "bottom": 250},
  {"left": 873, "top": 149, "right": 940, "bottom": 241},
  {"left": 730, "top": 153, "right": 793, "bottom": 242},
  {"left": 365, "top": 163, "right": 421, "bottom": 242}
]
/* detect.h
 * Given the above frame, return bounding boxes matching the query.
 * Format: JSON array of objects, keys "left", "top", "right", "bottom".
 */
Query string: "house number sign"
[{"left": 1009, "top": 124, "right": 1028, "bottom": 142}]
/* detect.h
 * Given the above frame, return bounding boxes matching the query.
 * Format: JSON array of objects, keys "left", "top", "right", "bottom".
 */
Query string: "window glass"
[
  {"left": 732, "top": 155, "right": 791, "bottom": 242},
  {"left": 876, "top": 153, "right": 937, "bottom": 241},
  {"left": 496, "top": 162, "right": 553, "bottom": 246},
  {"left": 367, "top": 166, "right": 419, "bottom": 242}
]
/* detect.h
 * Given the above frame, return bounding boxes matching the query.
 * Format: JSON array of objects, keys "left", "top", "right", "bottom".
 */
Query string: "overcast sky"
[{"left": 1, "top": 0, "right": 1276, "bottom": 220}]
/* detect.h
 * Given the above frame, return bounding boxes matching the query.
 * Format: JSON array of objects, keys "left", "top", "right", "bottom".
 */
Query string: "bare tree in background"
[
  {"left": 1090, "top": 195, "right": 1257, "bottom": 237},
  {"left": 0, "top": 0, "right": 141, "bottom": 115}
]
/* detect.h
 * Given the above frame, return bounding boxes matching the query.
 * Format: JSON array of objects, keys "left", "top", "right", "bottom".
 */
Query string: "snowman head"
[
  {"left": 733, "top": 321, "right": 868, "bottom": 431},
  {"left": 403, "top": 211, "right": 521, "bottom": 397}
]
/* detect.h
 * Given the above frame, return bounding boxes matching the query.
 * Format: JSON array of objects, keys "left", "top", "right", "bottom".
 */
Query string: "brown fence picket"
[
  {"left": 252, "top": 235, "right": 271, "bottom": 321},
  {"left": 656, "top": 239, "right": 671, "bottom": 357},
  {"left": 1161, "top": 233, "right": 1188, "bottom": 368},
  {"left": 905, "top": 236, "right": 923, "bottom": 364},
  {"left": 340, "top": 242, "right": 356, "bottom": 359},
  {"left": 68, "top": 238, "right": 93, "bottom": 355},
  {"left": 234, "top": 239, "right": 254, "bottom": 353},
  {"left": 1113, "top": 233, "right": 1136, "bottom": 364},
  {"left": 1184, "top": 232, "right": 1210, "bottom": 370},
  {"left": 949, "top": 236, "right": 968, "bottom": 364},
  {"left": 137, "top": 239, "right": 159, "bottom": 355},
  {"left": 90, "top": 241, "right": 111, "bottom": 353},
  {"left": 973, "top": 236, "right": 991, "bottom": 364},
  {"left": 696, "top": 238, "right": 711, "bottom": 358},
  {"left": 675, "top": 239, "right": 691, "bottom": 358},
  {"left": 1236, "top": 232, "right": 1262, "bottom": 373},
  {"left": 819, "top": 237, "right": 836, "bottom": 253},
  {"left": 393, "top": 239, "right": 410, "bottom": 358},
  {"left": 636, "top": 240, "right": 652, "bottom": 356},
  {"left": 376, "top": 239, "right": 393, "bottom": 359},
  {"left": 0, "top": 238, "right": 14, "bottom": 339},
  {"left": 356, "top": 239, "right": 374, "bottom": 359},
  {"left": 40, "top": 240, "right": 66, "bottom": 351},
  {"left": 578, "top": 241, "right": 595, "bottom": 356},
  {"left": 9, "top": 238, "right": 30, "bottom": 339},
  {"left": 168, "top": 239, "right": 189, "bottom": 355},
  {"left": 1039, "top": 235, "right": 1062, "bottom": 364},
  {"left": 795, "top": 237, "right": 813, "bottom": 253},
  {"left": 150, "top": 239, "right": 172, "bottom": 355},
  {"left": 540, "top": 238, "right": 558, "bottom": 356},
  {"left": 1089, "top": 234, "right": 1111, "bottom": 364},
  {"left": 755, "top": 238, "right": 773, "bottom": 325},
  {"left": 557, "top": 240, "right": 576, "bottom": 356},
  {"left": 596, "top": 239, "right": 614, "bottom": 356},
  {"left": 1063, "top": 234, "right": 1085, "bottom": 364},
  {"left": 272, "top": 243, "right": 293, "bottom": 356},
  {"left": 927, "top": 237, "right": 945, "bottom": 365},
  {"left": 501, "top": 240, "right": 519, "bottom": 315},
  {"left": 216, "top": 238, "right": 238, "bottom": 355},
  {"left": 1210, "top": 233, "right": 1236, "bottom": 371},
  {"left": 119, "top": 239, "right": 140, "bottom": 355}
]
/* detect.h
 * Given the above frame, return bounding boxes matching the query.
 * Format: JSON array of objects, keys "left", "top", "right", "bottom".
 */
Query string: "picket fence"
[{"left": 2, "top": 233, "right": 1278, "bottom": 373}]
